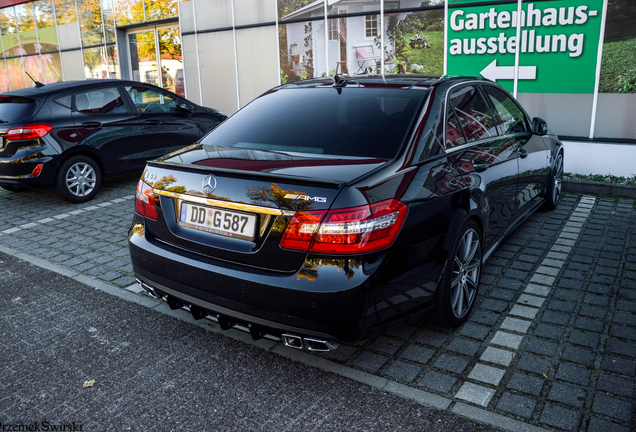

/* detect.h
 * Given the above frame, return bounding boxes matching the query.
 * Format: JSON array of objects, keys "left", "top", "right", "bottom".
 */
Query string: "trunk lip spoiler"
[
  {"left": 154, "top": 189, "right": 297, "bottom": 216},
  {"left": 148, "top": 160, "right": 345, "bottom": 189}
]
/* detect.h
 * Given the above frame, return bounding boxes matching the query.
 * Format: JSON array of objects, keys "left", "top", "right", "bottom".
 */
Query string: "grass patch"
[
  {"left": 599, "top": 37, "right": 636, "bottom": 93},
  {"left": 399, "top": 31, "right": 444, "bottom": 75}
]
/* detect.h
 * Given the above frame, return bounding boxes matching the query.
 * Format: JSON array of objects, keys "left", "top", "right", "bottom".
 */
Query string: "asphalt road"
[{"left": 0, "top": 250, "right": 501, "bottom": 432}]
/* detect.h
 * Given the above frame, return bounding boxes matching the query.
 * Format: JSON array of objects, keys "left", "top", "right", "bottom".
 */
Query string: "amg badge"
[{"left": 284, "top": 193, "right": 327, "bottom": 203}]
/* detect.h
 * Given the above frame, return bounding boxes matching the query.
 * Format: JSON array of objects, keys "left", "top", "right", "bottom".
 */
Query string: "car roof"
[
  {"left": 278, "top": 75, "right": 492, "bottom": 90},
  {"left": 0, "top": 79, "right": 159, "bottom": 99}
]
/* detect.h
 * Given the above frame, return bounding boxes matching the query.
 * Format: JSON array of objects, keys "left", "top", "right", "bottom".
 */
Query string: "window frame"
[
  {"left": 124, "top": 84, "right": 184, "bottom": 114},
  {"left": 71, "top": 85, "right": 131, "bottom": 115},
  {"left": 443, "top": 81, "right": 530, "bottom": 154},
  {"left": 481, "top": 83, "right": 531, "bottom": 136}
]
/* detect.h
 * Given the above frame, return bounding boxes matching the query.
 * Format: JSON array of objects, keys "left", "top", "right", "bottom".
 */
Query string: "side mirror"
[
  {"left": 177, "top": 103, "right": 194, "bottom": 115},
  {"left": 532, "top": 117, "right": 548, "bottom": 135}
]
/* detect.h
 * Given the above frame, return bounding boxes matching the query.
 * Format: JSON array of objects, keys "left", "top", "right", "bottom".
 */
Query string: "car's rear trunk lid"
[{"left": 141, "top": 145, "right": 389, "bottom": 272}]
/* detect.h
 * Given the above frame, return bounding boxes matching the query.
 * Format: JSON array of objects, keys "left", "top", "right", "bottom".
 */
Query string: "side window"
[
  {"left": 447, "top": 86, "right": 498, "bottom": 145},
  {"left": 446, "top": 109, "right": 467, "bottom": 148},
  {"left": 483, "top": 86, "right": 528, "bottom": 134},
  {"left": 74, "top": 87, "right": 126, "bottom": 114},
  {"left": 54, "top": 94, "right": 72, "bottom": 109},
  {"left": 126, "top": 86, "right": 178, "bottom": 113}
]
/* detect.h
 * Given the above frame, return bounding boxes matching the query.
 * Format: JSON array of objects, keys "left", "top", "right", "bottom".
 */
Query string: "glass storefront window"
[
  {"left": 54, "top": 0, "right": 78, "bottom": 25},
  {"left": 279, "top": 21, "right": 316, "bottom": 84},
  {"left": 0, "top": 60, "right": 9, "bottom": 92},
  {"left": 327, "top": 0, "right": 380, "bottom": 16},
  {"left": 22, "top": 54, "right": 43, "bottom": 82},
  {"left": 15, "top": 3, "right": 35, "bottom": 31},
  {"left": 383, "top": 9, "right": 444, "bottom": 75},
  {"left": 42, "top": 51, "right": 63, "bottom": 83},
  {"left": 129, "top": 30, "right": 157, "bottom": 84},
  {"left": 278, "top": 0, "right": 324, "bottom": 21},
  {"left": 83, "top": 45, "right": 108, "bottom": 79},
  {"left": 114, "top": 0, "right": 145, "bottom": 26},
  {"left": 35, "top": 0, "right": 60, "bottom": 54},
  {"left": 158, "top": 27, "right": 181, "bottom": 92},
  {"left": 107, "top": 44, "right": 119, "bottom": 78},
  {"left": 1, "top": 7, "right": 20, "bottom": 58},
  {"left": 145, "top": 0, "right": 178, "bottom": 21},
  {"left": 101, "top": 0, "right": 116, "bottom": 43},
  {"left": 77, "top": 0, "right": 104, "bottom": 47},
  {"left": 7, "top": 57, "right": 26, "bottom": 90}
]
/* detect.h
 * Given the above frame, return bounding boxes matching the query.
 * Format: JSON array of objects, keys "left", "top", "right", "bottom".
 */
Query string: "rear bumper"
[
  {"left": 0, "top": 147, "right": 57, "bottom": 188},
  {"left": 128, "top": 216, "right": 439, "bottom": 344}
]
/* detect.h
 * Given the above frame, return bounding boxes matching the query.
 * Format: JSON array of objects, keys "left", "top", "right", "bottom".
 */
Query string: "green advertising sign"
[{"left": 446, "top": 0, "right": 604, "bottom": 93}]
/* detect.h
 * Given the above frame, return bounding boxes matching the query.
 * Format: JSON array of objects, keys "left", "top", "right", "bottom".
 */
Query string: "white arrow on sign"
[{"left": 480, "top": 59, "right": 537, "bottom": 82}]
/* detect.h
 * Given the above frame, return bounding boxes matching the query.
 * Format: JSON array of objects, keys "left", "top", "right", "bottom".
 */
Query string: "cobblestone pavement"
[{"left": 1, "top": 178, "right": 635, "bottom": 432}]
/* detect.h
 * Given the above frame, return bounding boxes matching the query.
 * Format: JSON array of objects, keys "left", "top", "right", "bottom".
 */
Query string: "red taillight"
[
  {"left": 4, "top": 123, "right": 53, "bottom": 141},
  {"left": 134, "top": 179, "right": 157, "bottom": 220},
  {"left": 281, "top": 199, "right": 408, "bottom": 254}
]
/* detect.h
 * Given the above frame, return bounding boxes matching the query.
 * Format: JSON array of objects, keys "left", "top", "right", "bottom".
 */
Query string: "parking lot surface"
[{"left": 1, "top": 176, "right": 635, "bottom": 432}]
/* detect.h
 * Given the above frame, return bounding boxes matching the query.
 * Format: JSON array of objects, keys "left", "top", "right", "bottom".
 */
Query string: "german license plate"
[{"left": 179, "top": 202, "right": 257, "bottom": 241}]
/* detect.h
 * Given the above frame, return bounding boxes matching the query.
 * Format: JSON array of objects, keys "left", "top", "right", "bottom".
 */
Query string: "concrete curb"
[{"left": 564, "top": 179, "right": 636, "bottom": 199}]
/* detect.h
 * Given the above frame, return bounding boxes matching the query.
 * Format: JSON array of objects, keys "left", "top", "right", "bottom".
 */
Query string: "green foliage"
[
  {"left": 618, "top": 69, "right": 636, "bottom": 93},
  {"left": 599, "top": 37, "right": 636, "bottom": 93},
  {"left": 598, "top": 0, "right": 636, "bottom": 93},
  {"left": 564, "top": 173, "right": 636, "bottom": 186}
]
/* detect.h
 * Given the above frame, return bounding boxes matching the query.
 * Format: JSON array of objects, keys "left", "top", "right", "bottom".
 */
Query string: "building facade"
[{"left": 0, "top": 0, "right": 633, "bottom": 142}]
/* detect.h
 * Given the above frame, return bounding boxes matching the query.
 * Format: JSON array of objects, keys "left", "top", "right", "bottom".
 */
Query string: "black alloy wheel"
[
  {"left": 543, "top": 151, "right": 564, "bottom": 210},
  {"left": 434, "top": 220, "right": 482, "bottom": 328},
  {"left": 55, "top": 155, "right": 102, "bottom": 203}
]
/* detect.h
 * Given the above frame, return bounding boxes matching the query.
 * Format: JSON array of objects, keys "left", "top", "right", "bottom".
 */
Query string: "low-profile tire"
[
  {"left": 433, "top": 220, "right": 482, "bottom": 328},
  {"left": 543, "top": 151, "right": 563, "bottom": 211},
  {"left": 55, "top": 155, "right": 102, "bottom": 203},
  {"left": 0, "top": 185, "right": 28, "bottom": 192}
]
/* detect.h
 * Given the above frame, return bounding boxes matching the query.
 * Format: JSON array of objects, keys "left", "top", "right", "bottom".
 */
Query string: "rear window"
[
  {"left": 200, "top": 87, "right": 425, "bottom": 159},
  {"left": 0, "top": 96, "right": 37, "bottom": 124}
]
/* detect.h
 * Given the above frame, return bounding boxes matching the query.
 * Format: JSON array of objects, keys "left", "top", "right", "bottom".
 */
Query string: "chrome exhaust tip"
[
  {"left": 304, "top": 338, "right": 339, "bottom": 352},
  {"left": 136, "top": 279, "right": 160, "bottom": 299},
  {"left": 282, "top": 333, "right": 304, "bottom": 350}
]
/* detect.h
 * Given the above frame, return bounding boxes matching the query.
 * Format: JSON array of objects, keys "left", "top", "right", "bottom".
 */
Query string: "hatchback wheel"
[
  {"left": 55, "top": 155, "right": 102, "bottom": 203},
  {"left": 434, "top": 220, "right": 482, "bottom": 328}
]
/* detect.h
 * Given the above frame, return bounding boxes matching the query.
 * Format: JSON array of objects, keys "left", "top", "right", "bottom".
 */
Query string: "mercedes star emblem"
[{"left": 202, "top": 175, "right": 217, "bottom": 194}]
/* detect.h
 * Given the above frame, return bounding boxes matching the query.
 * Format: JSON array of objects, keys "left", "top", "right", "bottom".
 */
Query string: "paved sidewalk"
[{"left": 0, "top": 177, "right": 635, "bottom": 432}]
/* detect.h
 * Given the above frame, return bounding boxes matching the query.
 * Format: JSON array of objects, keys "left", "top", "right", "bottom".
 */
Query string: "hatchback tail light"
[
  {"left": 281, "top": 199, "right": 408, "bottom": 254},
  {"left": 4, "top": 123, "right": 53, "bottom": 141},
  {"left": 135, "top": 179, "right": 157, "bottom": 220}
]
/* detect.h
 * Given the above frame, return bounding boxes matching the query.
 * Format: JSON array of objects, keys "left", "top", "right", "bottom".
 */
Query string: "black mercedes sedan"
[
  {"left": 128, "top": 75, "right": 563, "bottom": 351},
  {"left": 0, "top": 79, "right": 226, "bottom": 202}
]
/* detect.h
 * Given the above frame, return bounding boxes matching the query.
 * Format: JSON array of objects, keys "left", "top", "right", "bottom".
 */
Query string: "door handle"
[
  {"left": 144, "top": 120, "right": 161, "bottom": 125},
  {"left": 81, "top": 122, "right": 102, "bottom": 129},
  {"left": 518, "top": 148, "right": 528, "bottom": 159},
  {"left": 473, "top": 160, "right": 489, "bottom": 172}
]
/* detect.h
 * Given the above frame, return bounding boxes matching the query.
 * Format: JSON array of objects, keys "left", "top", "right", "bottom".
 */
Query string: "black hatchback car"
[
  {"left": 129, "top": 75, "right": 563, "bottom": 351},
  {"left": 0, "top": 79, "right": 226, "bottom": 202}
]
